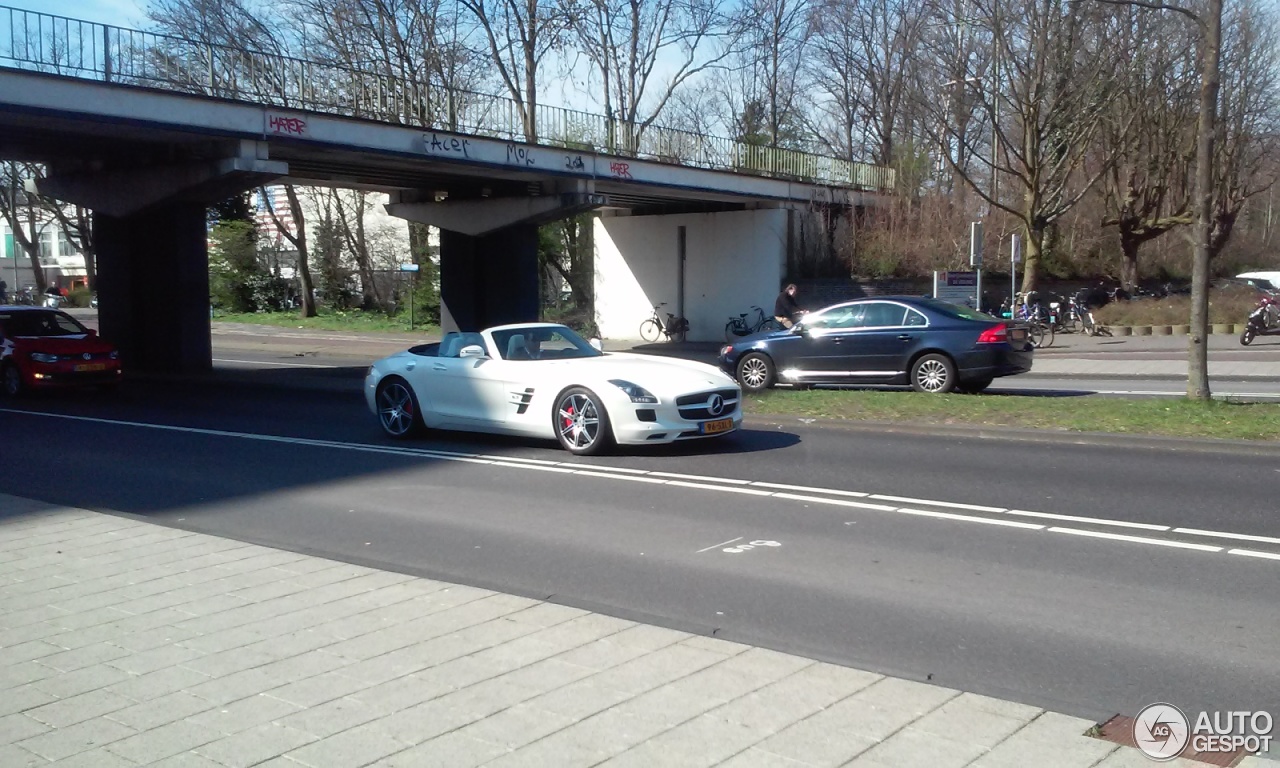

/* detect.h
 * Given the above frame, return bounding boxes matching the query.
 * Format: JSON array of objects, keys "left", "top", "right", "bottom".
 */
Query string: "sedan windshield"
[
  {"left": 0, "top": 310, "right": 88, "bottom": 337},
  {"left": 491, "top": 325, "right": 602, "bottom": 361}
]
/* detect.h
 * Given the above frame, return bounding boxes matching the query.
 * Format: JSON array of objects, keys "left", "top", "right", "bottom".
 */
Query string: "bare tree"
[
  {"left": 564, "top": 0, "right": 733, "bottom": 149},
  {"left": 1206, "top": 0, "right": 1280, "bottom": 259},
  {"left": 807, "top": 0, "right": 926, "bottom": 168},
  {"left": 727, "top": 0, "right": 811, "bottom": 149},
  {"left": 459, "top": 0, "right": 566, "bottom": 141},
  {"left": 922, "top": 0, "right": 1126, "bottom": 292},
  {"left": 47, "top": 205, "right": 96, "bottom": 293},
  {"left": 1098, "top": 8, "right": 1197, "bottom": 290},
  {"left": 0, "top": 163, "right": 47, "bottom": 292}
]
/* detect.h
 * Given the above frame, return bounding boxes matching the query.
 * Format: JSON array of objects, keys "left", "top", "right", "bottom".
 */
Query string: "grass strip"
[
  {"left": 745, "top": 389, "right": 1280, "bottom": 442},
  {"left": 214, "top": 310, "right": 439, "bottom": 335}
]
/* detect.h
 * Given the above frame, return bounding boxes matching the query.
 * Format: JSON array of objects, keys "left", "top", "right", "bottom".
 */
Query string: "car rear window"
[{"left": 915, "top": 298, "right": 994, "bottom": 322}]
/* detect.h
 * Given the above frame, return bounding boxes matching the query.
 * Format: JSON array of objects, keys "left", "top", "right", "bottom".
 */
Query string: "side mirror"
[
  {"left": 589, "top": 338, "right": 603, "bottom": 351},
  {"left": 458, "top": 344, "right": 487, "bottom": 359},
  {"left": 86, "top": 329, "right": 97, "bottom": 337},
  {"left": 791, "top": 324, "right": 806, "bottom": 334}
]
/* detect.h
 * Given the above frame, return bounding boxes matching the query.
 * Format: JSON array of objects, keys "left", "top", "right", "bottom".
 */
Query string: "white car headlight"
[
  {"left": 609, "top": 379, "right": 659, "bottom": 404},
  {"left": 30, "top": 352, "right": 59, "bottom": 363}
]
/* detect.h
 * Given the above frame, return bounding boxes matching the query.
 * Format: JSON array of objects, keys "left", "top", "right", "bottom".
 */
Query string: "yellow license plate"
[
  {"left": 700, "top": 418, "right": 734, "bottom": 434},
  {"left": 74, "top": 363, "right": 107, "bottom": 372}
]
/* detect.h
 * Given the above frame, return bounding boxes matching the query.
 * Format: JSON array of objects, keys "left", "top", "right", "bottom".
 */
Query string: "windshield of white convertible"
[{"left": 491, "top": 326, "right": 603, "bottom": 361}]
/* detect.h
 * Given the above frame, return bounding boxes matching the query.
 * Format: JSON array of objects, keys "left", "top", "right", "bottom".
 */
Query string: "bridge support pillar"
[
  {"left": 95, "top": 201, "right": 212, "bottom": 374},
  {"left": 439, "top": 224, "right": 539, "bottom": 333}
]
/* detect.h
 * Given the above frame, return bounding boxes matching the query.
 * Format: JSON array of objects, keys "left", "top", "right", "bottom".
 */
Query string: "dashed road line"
[
  {"left": 1047, "top": 527, "right": 1223, "bottom": 552},
  {"left": 697, "top": 537, "right": 743, "bottom": 553},
  {"left": 5, "top": 408, "right": 1277, "bottom": 565}
]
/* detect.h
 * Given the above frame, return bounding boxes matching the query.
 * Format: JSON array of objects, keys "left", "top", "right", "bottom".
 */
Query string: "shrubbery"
[{"left": 1094, "top": 286, "right": 1262, "bottom": 326}]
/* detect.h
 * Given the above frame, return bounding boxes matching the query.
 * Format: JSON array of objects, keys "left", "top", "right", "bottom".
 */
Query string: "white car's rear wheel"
[
  {"left": 554, "top": 387, "right": 612, "bottom": 455},
  {"left": 377, "top": 378, "right": 422, "bottom": 438}
]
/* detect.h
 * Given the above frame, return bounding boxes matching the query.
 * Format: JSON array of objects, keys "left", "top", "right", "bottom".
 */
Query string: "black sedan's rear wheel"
[
  {"left": 554, "top": 387, "right": 612, "bottom": 455},
  {"left": 376, "top": 377, "right": 423, "bottom": 438},
  {"left": 911, "top": 354, "right": 957, "bottom": 393},
  {"left": 736, "top": 353, "right": 776, "bottom": 393}
]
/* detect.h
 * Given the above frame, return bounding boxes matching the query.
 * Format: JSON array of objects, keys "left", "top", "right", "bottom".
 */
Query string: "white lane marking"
[
  {"left": 1006, "top": 509, "right": 1170, "bottom": 531},
  {"left": 750, "top": 481, "right": 869, "bottom": 497},
  {"left": 665, "top": 481, "right": 773, "bottom": 496},
  {"left": 568, "top": 464, "right": 651, "bottom": 475},
  {"left": 1174, "top": 528, "right": 1280, "bottom": 546},
  {"left": 870, "top": 495, "right": 1005, "bottom": 513},
  {"left": 1228, "top": 549, "right": 1280, "bottom": 561},
  {"left": 491, "top": 462, "right": 576, "bottom": 473},
  {"left": 1047, "top": 527, "right": 1223, "bottom": 552},
  {"left": 772, "top": 493, "right": 897, "bottom": 511},
  {"left": 698, "top": 536, "right": 742, "bottom": 553},
  {"left": 212, "top": 358, "right": 334, "bottom": 369},
  {"left": 479, "top": 455, "right": 562, "bottom": 466},
  {"left": 574, "top": 470, "right": 669, "bottom": 484},
  {"left": 896, "top": 508, "right": 1044, "bottom": 530},
  {"left": 648, "top": 471, "right": 752, "bottom": 485},
  {"left": 5, "top": 409, "right": 1276, "bottom": 564}
]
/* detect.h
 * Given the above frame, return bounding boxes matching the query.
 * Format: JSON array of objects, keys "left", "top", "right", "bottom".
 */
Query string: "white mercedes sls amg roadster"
[{"left": 364, "top": 323, "right": 743, "bottom": 455}]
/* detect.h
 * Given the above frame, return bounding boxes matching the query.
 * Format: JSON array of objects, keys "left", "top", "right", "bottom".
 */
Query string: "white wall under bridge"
[{"left": 595, "top": 209, "right": 789, "bottom": 342}]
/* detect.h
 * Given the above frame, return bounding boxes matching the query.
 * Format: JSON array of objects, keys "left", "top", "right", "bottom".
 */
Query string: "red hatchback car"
[{"left": 0, "top": 307, "right": 121, "bottom": 396}]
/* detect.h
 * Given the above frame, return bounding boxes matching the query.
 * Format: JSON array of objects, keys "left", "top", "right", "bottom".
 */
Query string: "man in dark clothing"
[{"left": 774, "top": 283, "right": 806, "bottom": 328}]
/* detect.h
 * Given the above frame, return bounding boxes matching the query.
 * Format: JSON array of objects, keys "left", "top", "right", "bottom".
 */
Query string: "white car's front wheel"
[
  {"left": 377, "top": 378, "right": 423, "bottom": 438},
  {"left": 554, "top": 387, "right": 613, "bottom": 456}
]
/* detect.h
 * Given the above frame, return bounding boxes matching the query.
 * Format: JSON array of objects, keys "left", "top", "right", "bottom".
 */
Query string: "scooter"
[{"left": 1240, "top": 295, "right": 1280, "bottom": 345}]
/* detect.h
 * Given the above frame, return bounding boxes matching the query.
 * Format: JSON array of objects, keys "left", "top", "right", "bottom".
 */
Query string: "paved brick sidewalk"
[{"left": 0, "top": 495, "right": 1261, "bottom": 767}]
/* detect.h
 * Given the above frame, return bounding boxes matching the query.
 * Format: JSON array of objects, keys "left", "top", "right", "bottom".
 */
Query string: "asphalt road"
[{"left": 2, "top": 378, "right": 1278, "bottom": 726}]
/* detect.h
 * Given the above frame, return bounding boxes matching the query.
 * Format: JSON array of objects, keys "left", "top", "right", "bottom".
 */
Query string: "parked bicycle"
[
  {"left": 1013, "top": 292, "right": 1054, "bottom": 348},
  {"left": 639, "top": 303, "right": 689, "bottom": 343},
  {"left": 724, "top": 305, "right": 782, "bottom": 343}
]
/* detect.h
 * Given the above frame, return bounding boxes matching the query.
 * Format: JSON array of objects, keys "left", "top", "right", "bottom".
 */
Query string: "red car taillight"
[{"left": 976, "top": 324, "right": 1008, "bottom": 344}]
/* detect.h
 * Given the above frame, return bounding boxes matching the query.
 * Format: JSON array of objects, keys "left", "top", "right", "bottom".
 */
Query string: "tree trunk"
[
  {"left": 78, "top": 208, "right": 96, "bottom": 292},
  {"left": 1020, "top": 226, "right": 1044, "bottom": 295},
  {"left": 1188, "top": 0, "right": 1223, "bottom": 401},
  {"left": 1118, "top": 226, "right": 1140, "bottom": 291},
  {"left": 284, "top": 185, "right": 317, "bottom": 318}
]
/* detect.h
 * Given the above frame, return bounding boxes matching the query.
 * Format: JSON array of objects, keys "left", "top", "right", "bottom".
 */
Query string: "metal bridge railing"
[{"left": 0, "top": 5, "right": 895, "bottom": 192}]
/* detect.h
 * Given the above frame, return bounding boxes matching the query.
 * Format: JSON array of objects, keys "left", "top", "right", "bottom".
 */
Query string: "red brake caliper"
[{"left": 563, "top": 404, "right": 575, "bottom": 429}]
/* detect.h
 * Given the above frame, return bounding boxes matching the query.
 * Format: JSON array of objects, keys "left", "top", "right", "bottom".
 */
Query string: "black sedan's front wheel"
[
  {"left": 376, "top": 377, "right": 423, "bottom": 438},
  {"left": 910, "top": 354, "right": 957, "bottom": 393},
  {"left": 736, "top": 353, "right": 776, "bottom": 393}
]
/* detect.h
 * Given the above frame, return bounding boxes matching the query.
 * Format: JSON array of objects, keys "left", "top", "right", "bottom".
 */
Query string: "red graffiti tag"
[
  {"left": 609, "top": 161, "right": 632, "bottom": 179},
  {"left": 268, "top": 115, "right": 308, "bottom": 136}
]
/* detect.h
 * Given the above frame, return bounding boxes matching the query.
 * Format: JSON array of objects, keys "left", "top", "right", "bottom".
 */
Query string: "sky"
[{"left": 32, "top": 0, "right": 147, "bottom": 26}]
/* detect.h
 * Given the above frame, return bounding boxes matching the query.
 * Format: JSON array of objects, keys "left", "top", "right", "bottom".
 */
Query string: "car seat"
[{"left": 505, "top": 334, "right": 531, "bottom": 360}]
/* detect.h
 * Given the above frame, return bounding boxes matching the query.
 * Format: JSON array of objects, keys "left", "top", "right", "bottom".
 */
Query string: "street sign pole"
[
  {"left": 1010, "top": 233, "right": 1022, "bottom": 313},
  {"left": 399, "top": 263, "right": 421, "bottom": 331},
  {"left": 970, "top": 222, "right": 984, "bottom": 311}
]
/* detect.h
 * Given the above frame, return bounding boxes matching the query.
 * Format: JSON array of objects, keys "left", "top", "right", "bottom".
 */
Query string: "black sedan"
[{"left": 718, "top": 296, "right": 1033, "bottom": 394}]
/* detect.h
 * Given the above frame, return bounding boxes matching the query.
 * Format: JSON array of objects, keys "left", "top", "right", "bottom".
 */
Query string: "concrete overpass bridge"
[{"left": 0, "top": 6, "right": 893, "bottom": 371}]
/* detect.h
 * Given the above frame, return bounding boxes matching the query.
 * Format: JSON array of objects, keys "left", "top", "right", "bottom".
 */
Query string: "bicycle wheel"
[
  {"left": 759, "top": 318, "right": 783, "bottom": 333},
  {"left": 1039, "top": 321, "right": 1055, "bottom": 348},
  {"left": 1027, "top": 323, "right": 1045, "bottom": 348},
  {"left": 639, "top": 318, "right": 662, "bottom": 343},
  {"left": 725, "top": 321, "right": 740, "bottom": 344}
]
